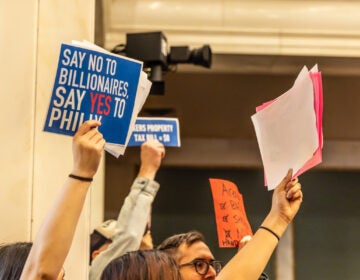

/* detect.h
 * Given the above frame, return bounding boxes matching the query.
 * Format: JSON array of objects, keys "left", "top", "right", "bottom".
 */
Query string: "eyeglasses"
[{"left": 179, "top": 259, "right": 222, "bottom": 275}]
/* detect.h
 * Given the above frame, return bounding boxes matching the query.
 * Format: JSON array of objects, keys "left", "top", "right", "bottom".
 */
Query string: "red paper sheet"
[{"left": 209, "top": 178, "right": 253, "bottom": 248}]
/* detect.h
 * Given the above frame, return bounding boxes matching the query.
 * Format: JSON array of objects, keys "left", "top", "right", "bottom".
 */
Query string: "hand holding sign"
[
  {"left": 44, "top": 41, "right": 151, "bottom": 157},
  {"left": 209, "top": 178, "right": 253, "bottom": 248},
  {"left": 251, "top": 65, "right": 323, "bottom": 190}
]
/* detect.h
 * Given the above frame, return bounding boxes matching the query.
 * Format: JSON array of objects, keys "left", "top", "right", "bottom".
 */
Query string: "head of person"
[
  {"left": 90, "top": 219, "right": 117, "bottom": 264},
  {"left": 0, "top": 242, "right": 32, "bottom": 280},
  {"left": 157, "top": 231, "right": 222, "bottom": 280},
  {"left": 100, "top": 249, "right": 181, "bottom": 280},
  {"left": 0, "top": 242, "right": 66, "bottom": 280}
]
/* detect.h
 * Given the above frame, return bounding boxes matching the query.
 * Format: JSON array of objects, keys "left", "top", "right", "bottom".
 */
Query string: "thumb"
[
  {"left": 275, "top": 168, "right": 293, "bottom": 193},
  {"left": 76, "top": 120, "right": 101, "bottom": 136}
]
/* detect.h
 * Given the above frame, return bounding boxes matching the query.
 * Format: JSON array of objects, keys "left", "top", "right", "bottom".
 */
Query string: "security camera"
[{"left": 111, "top": 31, "right": 212, "bottom": 95}]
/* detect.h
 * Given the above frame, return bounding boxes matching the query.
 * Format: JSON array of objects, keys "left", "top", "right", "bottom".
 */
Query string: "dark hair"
[
  {"left": 90, "top": 231, "right": 111, "bottom": 264},
  {"left": 157, "top": 231, "right": 206, "bottom": 261},
  {"left": 100, "top": 250, "right": 181, "bottom": 280},
  {"left": 0, "top": 242, "right": 32, "bottom": 280}
]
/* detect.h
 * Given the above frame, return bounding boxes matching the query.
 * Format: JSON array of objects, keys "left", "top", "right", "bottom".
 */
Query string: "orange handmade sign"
[{"left": 209, "top": 178, "right": 253, "bottom": 248}]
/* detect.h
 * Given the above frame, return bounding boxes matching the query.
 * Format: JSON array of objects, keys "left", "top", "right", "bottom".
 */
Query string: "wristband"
[
  {"left": 69, "top": 174, "right": 93, "bottom": 182},
  {"left": 259, "top": 226, "right": 280, "bottom": 242}
]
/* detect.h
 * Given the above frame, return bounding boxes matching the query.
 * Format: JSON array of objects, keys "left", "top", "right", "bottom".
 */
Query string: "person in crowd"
[
  {"left": 100, "top": 249, "right": 181, "bottom": 280},
  {"left": 158, "top": 169, "right": 303, "bottom": 280},
  {"left": 89, "top": 139, "right": 165, "bottom": 280},
  {"left": 20, "top": 120, "right": 105, "bottom": 280},
  {"left": 158, "top": 231, "right": 269, "bottom": 280},
  {"left": 0, "top": 242, "right": 32, "bottom": 280}
]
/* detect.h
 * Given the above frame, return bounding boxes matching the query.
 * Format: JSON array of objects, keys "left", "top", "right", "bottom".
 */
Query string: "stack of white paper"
[{"left": 251, "top": 65, "right": 323, "bottom": 190}]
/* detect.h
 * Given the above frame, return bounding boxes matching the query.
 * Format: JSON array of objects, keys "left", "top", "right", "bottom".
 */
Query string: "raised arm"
[
  {"left": 20, "top": 120, "right": 105, "bottom": 280},
  {"left": 89, "top": 140, "right": 165, "bottom": 280},
  {"left": 217, "top": 169, "right": 303, "bottom": 280}
]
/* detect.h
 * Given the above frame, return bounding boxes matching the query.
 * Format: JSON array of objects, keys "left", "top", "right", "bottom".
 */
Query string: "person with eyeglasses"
[
  {"left": 158, "top": 169, "right": 302, "bottom": 280},
  {"left": 180, "top": 256, "right": 223, "bottom": 276},
  {"left": 158, "top": 231, "right": 220, "bottom": 279}
]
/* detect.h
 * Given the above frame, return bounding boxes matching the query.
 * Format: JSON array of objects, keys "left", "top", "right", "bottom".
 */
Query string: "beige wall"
[
  {"left": 0, "top": 0, "right": 104, "bottom": 279},
  {"left": 103, "top": 0, "right": 360, "bottom": 57},
  {"left": 0, "top": 0, "right": 37, "bottom": 242}
]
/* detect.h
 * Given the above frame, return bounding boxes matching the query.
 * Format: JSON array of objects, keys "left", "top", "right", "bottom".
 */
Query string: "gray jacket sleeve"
[{"left": 89, "top": 177, "right": 160, "bottom": 280}]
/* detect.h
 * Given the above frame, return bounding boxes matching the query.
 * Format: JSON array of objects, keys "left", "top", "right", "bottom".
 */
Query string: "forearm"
[
  {"left": 114, "top": 177, "right": 158, "bottom": 233},
  {"left": 90, "top": 178, "right": 159, "bottom": 280},
  {"left": 124, "top": 179, "right": 157, "bottom": 239},
  {"left": 137, "top": 166, "right": 157, "bottom": 180},
  {"left": 20, "top": 179, "right": 90, "bottom": 280},
  {"left": 218, "top": 171, "right": 302, "bottom": 280},
  {"left": 217, "top": 213, "right": 289, "bottom": 280}
]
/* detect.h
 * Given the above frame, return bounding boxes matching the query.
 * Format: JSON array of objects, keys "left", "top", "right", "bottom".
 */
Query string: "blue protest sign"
[
  {"left": 44, "top": 43, "right": 142, "bottom": 145},
  {"left": 127, "top": 117, "right": 180, "bottom": 147}
]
